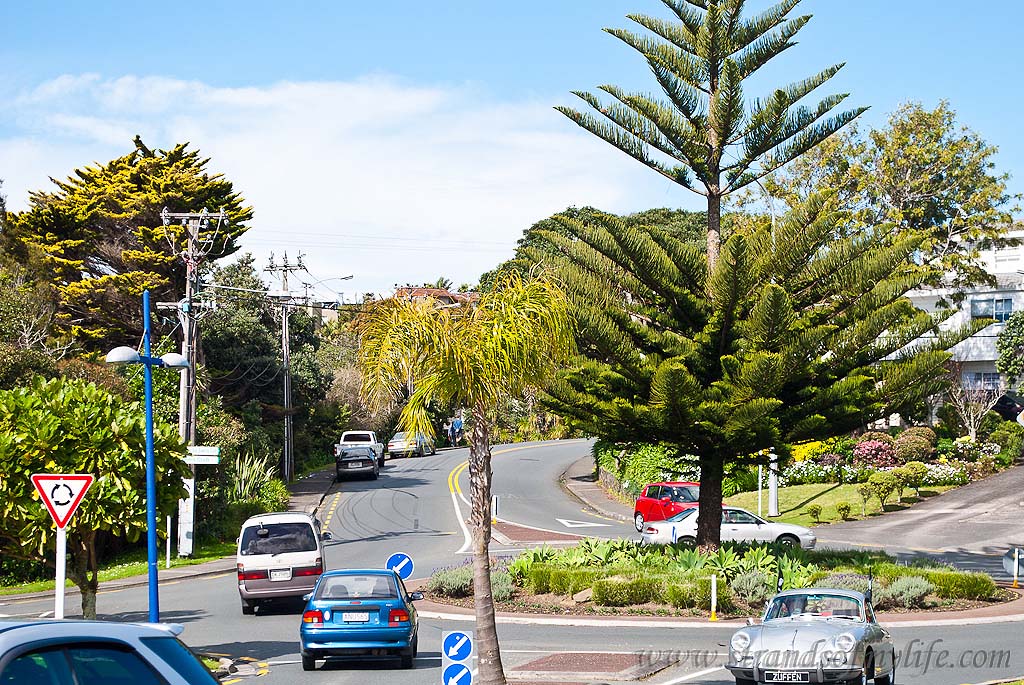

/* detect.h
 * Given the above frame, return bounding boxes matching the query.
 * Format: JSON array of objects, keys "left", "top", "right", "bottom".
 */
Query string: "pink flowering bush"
[{"left": 852, "top": 440, "right": 898, "bottom": 468}]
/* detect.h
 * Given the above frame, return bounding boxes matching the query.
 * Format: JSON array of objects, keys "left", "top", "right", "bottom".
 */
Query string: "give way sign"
[{"left": 31, "top": 474, "right": 94, "bottom": 528}]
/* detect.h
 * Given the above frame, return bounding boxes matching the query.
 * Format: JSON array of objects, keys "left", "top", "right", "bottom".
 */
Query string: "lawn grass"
[
  {"left": 0, "top": 541, "right": 237, "bottom": 596},
  {"left": 724, "top": 483, "right": 954, "bottom": 527}
]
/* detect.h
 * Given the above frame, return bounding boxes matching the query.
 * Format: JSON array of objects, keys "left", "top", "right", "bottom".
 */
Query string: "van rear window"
[{"left": 240, "top": 522, "right": 317, "bottom": 555}]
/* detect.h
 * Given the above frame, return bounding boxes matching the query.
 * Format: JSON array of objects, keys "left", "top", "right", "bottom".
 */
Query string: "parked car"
[
  {"left": 640, "top": 507, "right": 816, "bottom": 548},
  {"left": 0, "top": 619, "right": 218, "bottom": 685},
  {"left": 300, "top": 568, "right": 422, "bottom": 671},
  {"left": 633, "top": 481, "right": 701, "bottom": 531},
  {"left": 236, "top": 512, "right": 329, "bottom": 615},
  {"left": 726, "top": 588, "right": 894, "bottom": 685},
  {"left": 993, "top": 393, "right": 1024, "bottom": 421},
  {"left": 336, "top": 445, "right": 380, "bottom": 480},
  {"left": 335, "top": 430, "right": 385, "bottom": 469},
  {"left": 387, "top": 431, "right": 436, "bottom": 458}
]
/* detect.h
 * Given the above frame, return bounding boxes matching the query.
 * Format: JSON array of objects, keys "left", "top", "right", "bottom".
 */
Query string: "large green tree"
[
  {"left": 0, "top": 377, "right": 188, "bottom": 617},
  {"left": 358, "top": 273, "right": 574, "bottom": 685},
  {"left": 761, "top": 101, "right": 1020, "bottom": 290},
  {"left": 529, "top": 193, "right": 974, "bottom": 545},
  {"left": 557, "top": 0, "right": 865, "bottom": 269},
  {"left": 3, "top": 137, "right": 252, "bottom": 348}
]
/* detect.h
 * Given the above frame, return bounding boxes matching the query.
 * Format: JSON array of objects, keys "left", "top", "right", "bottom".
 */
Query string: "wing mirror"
[
  {"left": 302, "top": 593, "right": 313, "bottom": 601},
  {"left": 746, "top": 617, "right": 756, "bottom": 626},
  {"left": 409, "top": 591, "right": 424, "bottom": 601},
  {"left": 322, "top": 531, "right": 333, "bottom": 541}
]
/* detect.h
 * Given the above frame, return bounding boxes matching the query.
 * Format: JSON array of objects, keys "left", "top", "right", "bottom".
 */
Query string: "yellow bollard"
[{"left": 710, "top": 574, "right": 718, "bottom": 622}]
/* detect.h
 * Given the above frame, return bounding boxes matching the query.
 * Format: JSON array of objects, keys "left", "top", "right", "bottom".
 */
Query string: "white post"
[
  {"left": 166, "top": 515, "right": 172, "bottom": 569},
  {"left": 757, "top": 465, "right": 763, "bottom": 517},
  {"left": 491, "top": 495, "right": 498, "bottom": 523},
  {"left": 710, "top": 573, "right": 718, "bottom": 621},
  {"left": 1015, "top": 548, "right": 1020, "bottom": 589},
  {"left": 768, "top": 451, "right": 780, "bottom": 517},
  {"left": 55, "top": 527, "right": 67, "bottom": 620}
]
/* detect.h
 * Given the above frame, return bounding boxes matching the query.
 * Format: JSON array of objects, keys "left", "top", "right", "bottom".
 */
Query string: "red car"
[{"left": 633, "top": 481, "right": 701, "bottom": 531}]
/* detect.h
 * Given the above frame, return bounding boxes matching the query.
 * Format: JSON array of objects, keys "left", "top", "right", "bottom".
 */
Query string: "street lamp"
[{"left": 105, "top": 290, "right": 189, "bottom": 623}]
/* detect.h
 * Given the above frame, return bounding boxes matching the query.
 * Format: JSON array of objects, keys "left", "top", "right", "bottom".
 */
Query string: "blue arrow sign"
[
  {"left": 443, "top": 663, "right": 472, "bottom": 685},
  {"left": 385, "top": 552, "right": 414, "bottom": 580},
  {"left": 443, "top": 631, "right": 473, "bottom": 661}
]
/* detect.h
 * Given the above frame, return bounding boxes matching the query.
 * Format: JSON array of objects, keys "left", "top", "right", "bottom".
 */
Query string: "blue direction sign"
[
  {"left": 443, "top": 663, "right": 472, "bottom": 685},
  {"left": 443, "top": 631, "right": 473, "bottom": 661},
  {"left": 385, "top": 552, "right": 414, "bottom": 580}
]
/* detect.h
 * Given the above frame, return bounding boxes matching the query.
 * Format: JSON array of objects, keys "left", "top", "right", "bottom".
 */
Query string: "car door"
[
  {"left": 640, "top": 486, "right": 661, "bottom": 521},
  {"left": 721, "top": 509, "right": 767, "bottom": 543}
]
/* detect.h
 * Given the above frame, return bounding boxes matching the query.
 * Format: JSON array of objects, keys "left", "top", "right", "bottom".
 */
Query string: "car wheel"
[
  {"left": 875, "top": 664, "right": 893, "bottom": 685},
  {"left": 400, "top": 636, "right": 417, "bottom": 669},
  {"left": 861, "top": 651, "right": 875, "bottom": 685},
  {"left": 634, "top": 512, "right": 645, "bottom": 532},
  {"left": 680, "top": 535, "right": 697, "bottom": 545},
  {"left": 776, "top": 534, "right": 800, "bottom": 548},
  {"left": 241, "top": 600, "right": 255, "bottom": 615},
  {"left": 301, "top": 653, "right": 316, "bottom": 671},
  {"left": 371, "top": 467, "right": 379, "bottom": 480},
  {"left": 335, "top": 469, "right": 342, "bottom": 482}
]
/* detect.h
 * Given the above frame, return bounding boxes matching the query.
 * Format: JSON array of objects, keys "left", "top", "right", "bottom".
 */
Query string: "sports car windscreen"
[{"left": 765, "top": 593, "right": 862, "bottom": 620}]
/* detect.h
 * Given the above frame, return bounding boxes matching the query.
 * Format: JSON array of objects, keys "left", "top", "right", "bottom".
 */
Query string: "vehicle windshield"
[
  {"left": 316, "top": 574, "right": 399, "bottom": 600},
  {"left": 240, "top": 522, "right": 317, "bottom": 556},
  {"left": 666, "top": 508, "right": 698, "bottom": 522},
  {"left": 665, "top": 486, "right": 699, "bottom": 503},
  {"left": 765, "top": 593, "right": 863, "bottom": 621},
  {"left": 140, "top": 637, "right": 219, "bottom": 684}
]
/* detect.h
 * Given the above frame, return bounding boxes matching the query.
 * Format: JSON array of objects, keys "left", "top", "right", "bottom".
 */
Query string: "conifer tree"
[
  {"left": 557, "top": 0, "right": 865, "bottom": 269},
  {"left": 3, "top": 137, "right": 252, "bottom": 348},
  {"left": 527, "top": 194, "right": 976, "bottom": 545}
]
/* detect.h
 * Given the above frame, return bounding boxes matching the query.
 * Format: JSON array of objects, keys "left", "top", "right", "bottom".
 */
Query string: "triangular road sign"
[{"left": 31, "top": 474, "right": 94, "bottom": 528}]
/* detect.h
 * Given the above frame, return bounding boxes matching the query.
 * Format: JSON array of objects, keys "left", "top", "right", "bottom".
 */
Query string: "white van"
[{"left": 236, "top": 512, "right": 331, "bottom": 615}]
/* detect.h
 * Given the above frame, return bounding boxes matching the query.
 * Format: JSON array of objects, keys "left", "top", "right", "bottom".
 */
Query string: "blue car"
[{"left": 300, "top": 568, "right": 422, "bottom": 670}]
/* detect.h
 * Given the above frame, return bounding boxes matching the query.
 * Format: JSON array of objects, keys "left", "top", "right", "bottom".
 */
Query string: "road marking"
[
  {"left": 555, "top": 518, "right": 612, "bottom": 528},
  {"left": 659, "top": 665, "right": 726, "bottom": 684},
  {"left": 447, "top": 461, "right": 473, "bottom": 554},
  {"left": 321, "top": 492, "right": 342, "bottom": 530}
]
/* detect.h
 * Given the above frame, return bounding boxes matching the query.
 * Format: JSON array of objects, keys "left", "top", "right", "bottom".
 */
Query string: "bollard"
[
  {"left": 710, "top": 574, "right": 718, "bottom": 622},
  {"left": 1015, "top": 548, "right": 1020, "bottom": 589}
]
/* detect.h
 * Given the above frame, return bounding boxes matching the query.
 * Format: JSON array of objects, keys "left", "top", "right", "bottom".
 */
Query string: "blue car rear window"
[
  {"left": 317, "top": 575, "right": 398, "bottom": 600},
  {"left": 140, "top": 637, "right": 219, "bottom": 685}
]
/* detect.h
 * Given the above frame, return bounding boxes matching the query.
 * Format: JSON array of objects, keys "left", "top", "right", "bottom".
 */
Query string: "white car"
[{"left": 639, "top": 506, "right": 816, "bottom": 548}]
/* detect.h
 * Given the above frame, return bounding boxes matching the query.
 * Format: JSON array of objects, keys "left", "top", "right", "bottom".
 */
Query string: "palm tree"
[{"left": 358, "top": 273, "right": 575, "bottom": 685}]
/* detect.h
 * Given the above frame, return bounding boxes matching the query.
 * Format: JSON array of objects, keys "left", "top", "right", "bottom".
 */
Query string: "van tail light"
[
  {"left": 302, "top": 610, "right": 324, "bottom": 628},
  {"left": 237, "top": 565, "right": 268, "bottom": 581},
  {"left": 294, "top": 560, "right": 324, "bottom": 577},
  {"left": 388, "top": 608, "right": 410, "bottom": 625}
]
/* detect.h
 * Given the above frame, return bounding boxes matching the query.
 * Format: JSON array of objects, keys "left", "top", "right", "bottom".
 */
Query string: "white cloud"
[{"left": 0, "top": 74, "right": 698, "bottom": 297}]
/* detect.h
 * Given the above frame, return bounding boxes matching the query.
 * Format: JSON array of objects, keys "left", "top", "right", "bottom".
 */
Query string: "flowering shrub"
[
  {"left": 920, "top": 462, "right": 969, "bottom": 486},
  {"left": 900, "top": 426, "right": 937, "bottom": 446},
  {"left": 857, "top": 431, "right": 894, "bottom": 446},
  {"left": 853, "top": 440, "right": 898, "bottom": 468},
  {"left": 894, "top": 435, "right": 934, "bottom": 463},
  {"left": 951, "top": 438, "right": 1000, "bottom": 462}
]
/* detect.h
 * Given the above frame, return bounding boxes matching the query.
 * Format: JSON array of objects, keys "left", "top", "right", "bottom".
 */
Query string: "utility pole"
[
  {"left": 266, "top": 252, "right": 305, "bottom": 483},
  {"left": 160, "top": 207, "right": 228, "bottom": 556}
]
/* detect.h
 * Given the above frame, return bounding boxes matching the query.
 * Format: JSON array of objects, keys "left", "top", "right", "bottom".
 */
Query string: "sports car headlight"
[
  {"left": 834, "top": 633, "right": 856, "bottom": 652},
  {"left": 731, "top": 632, "right": 751, "bottom": 653}
]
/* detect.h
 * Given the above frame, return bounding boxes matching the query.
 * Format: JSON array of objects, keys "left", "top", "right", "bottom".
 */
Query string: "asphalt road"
[{"left": 2, "top": 440, "right": 1022, "bottom": 685}]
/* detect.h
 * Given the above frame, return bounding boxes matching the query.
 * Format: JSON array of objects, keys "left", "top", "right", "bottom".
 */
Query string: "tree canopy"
[
  {"left": 526, "top": 193, "right": 975, "bottom": 544},
  {"left": 3, "top": 137, "right": 253, "bottom": 348},
  {"left": 557, "top": 0, "right": 865, "bottom": 268}
]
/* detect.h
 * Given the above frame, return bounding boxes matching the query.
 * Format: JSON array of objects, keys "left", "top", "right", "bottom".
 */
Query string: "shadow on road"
[
  {"left": 198, "top": 640, "right": 299, "bottom": 661},
  {"left": 98, "top": 608, "right": 207, "bottom": 624}
]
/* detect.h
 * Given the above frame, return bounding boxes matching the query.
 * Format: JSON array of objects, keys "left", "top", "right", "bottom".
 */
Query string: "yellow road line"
[
  {"left": 321, "top": 492, "right": 342, "bottom": 529},
  {"left": 222, "top": 679, "right": 241, "bottom": 684}
]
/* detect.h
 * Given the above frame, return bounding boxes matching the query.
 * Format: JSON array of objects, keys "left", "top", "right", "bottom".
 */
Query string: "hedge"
[
  {"left": 592, "top": 577, "right": 663, "bottom": 606},
  {"left": 549, "top": 568, "right": 606, "bottom": 596}
]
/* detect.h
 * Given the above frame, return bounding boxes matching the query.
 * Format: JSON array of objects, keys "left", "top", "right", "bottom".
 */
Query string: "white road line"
[
  {"left": 659, "top": 665, "right": 726, "bottom": 684},
  {"left": 451, "top": 487, "right": 472, "bottom": 554}
]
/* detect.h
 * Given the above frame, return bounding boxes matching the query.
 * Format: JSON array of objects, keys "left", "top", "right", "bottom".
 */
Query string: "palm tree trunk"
[
  {"left": 468, "top": 403, "right": 505, "bottom": 685},
  {"left": 696, "top": 450, "right": 724, "bottom": 548}
]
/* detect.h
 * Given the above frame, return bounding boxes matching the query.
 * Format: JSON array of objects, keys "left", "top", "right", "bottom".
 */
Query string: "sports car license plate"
[
  {"left": 764, "top": 673, "right": 809, "bottom": 683},
  {"left": 269, "top": 569, "right": 291, "bottom": 582},
  {"left": 342, "top": 612, "right": 369, "bottom": 622}
]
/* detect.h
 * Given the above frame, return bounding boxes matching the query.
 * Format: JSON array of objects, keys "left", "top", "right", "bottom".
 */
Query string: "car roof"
[
  {"left": 0, "top": 619, "right": 182, "bottom": 649},
  {"left": 646, "top": 481, "right": 700, "bottom": 488},
  {"left": 241, "top": 511, "right": 314, "bottom": 526},
  {"left": 321, "top": 568, "right": 396, "bottom": 578},
  {"left": 775, "top": 587, "right": 865, "bottom": 601}
]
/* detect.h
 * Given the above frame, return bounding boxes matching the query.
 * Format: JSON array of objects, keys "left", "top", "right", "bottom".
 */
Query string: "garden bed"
[{"left": 425, "top": 539, "right": 1012, "bottom": 619}]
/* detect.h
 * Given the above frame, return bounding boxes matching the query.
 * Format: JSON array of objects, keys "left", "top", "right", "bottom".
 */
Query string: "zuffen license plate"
[
  {"left": 764, "top": 673, "right": 810, "bottom": 683},
  {"left": 342, "top": 612, "right": 369, "bottom": 622},
  {"left": 269, "top": 568, "right": 291, "bottom": 582}
]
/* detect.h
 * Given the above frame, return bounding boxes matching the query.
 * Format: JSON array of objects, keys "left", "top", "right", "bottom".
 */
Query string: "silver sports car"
[{"left": 726, "top": 588, "right": 894, "bottom": 685}]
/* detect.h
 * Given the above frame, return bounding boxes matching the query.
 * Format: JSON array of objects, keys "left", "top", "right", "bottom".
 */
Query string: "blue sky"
[{"left": 2, "top": 1, "right": 1021, "bottom": 296}]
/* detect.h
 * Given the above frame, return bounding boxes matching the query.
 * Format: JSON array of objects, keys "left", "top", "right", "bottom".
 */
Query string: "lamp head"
[
  {"left": 159, "top": 352, "right": 190, "bottom": 368},
  {"left": 105, "top": 346, "right": 141, "bottom": 365}
]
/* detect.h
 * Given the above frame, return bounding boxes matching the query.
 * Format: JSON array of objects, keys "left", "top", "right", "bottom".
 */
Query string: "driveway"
[{"left": 815, "top": 463, "right": 1024, "bottom": 576}]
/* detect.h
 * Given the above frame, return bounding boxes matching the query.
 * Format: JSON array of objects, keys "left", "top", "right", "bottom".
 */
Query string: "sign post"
[
  {"left": 31, "top": 474, "right": 94, "bottom": 620},
  {"left": 1004, "top": 548, "right": 1021, "bottom": 588},
  {"left": 178, "top": 446, "right": 220, "bottom": 557}
]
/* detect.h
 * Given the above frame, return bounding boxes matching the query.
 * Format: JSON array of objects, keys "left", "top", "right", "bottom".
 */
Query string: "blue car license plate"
[
  {"left": 342, "top": 612, "right": 369, "bottom": 622},
  {"left": 764, "top": 673, "right": 809, "bottom": 683}
]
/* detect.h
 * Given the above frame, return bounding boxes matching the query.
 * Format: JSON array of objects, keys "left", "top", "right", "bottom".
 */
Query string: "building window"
[
  {"left": 971, "top": 297, "right": 1013, "bottom": 322},
  {"left": 969, "top": 372, "right": 1002, "bottom": 390}
]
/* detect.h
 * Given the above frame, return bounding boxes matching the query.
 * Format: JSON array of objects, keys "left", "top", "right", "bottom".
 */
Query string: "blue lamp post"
[{"left": 105, "top": 290, "right": 189, "bottom": 623}]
